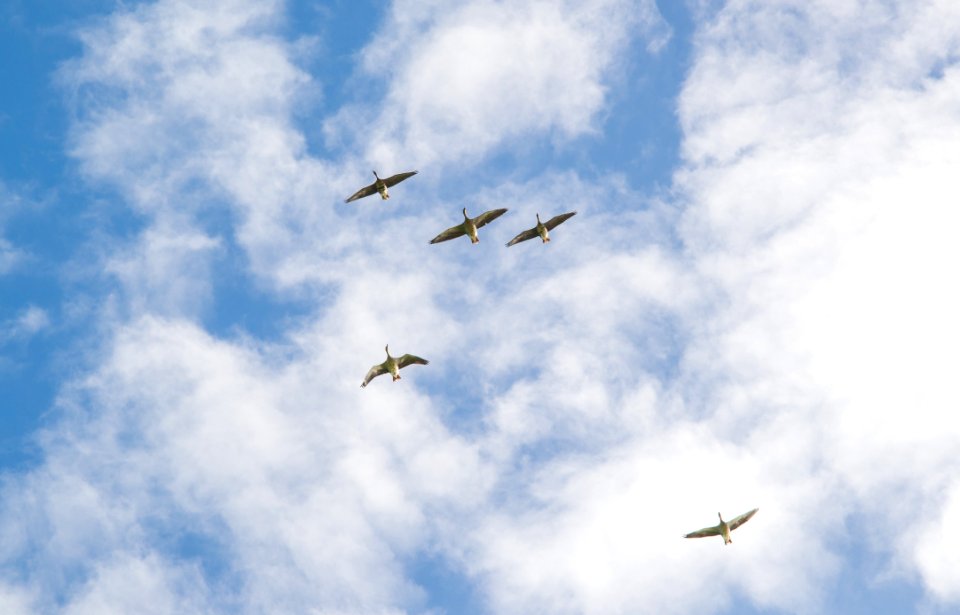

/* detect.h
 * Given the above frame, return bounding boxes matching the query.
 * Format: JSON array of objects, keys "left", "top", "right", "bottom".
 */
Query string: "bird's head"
[
  {"left": 717, "top": 512, "right": 724, "bottom": 522},
  {"left": 385, "top": 344, "right": 390, "bottom": 356},
  {"left": 462, "top": 207, "right": 469, "bottom": 219},
  {"left": 536, "top": 213, "right": 542, "bottom": 223},
  {"left": 372, "top": 170, "right": 380, "bottom": 179}
]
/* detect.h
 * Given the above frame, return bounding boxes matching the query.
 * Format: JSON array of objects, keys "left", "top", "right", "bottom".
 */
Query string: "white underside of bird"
[
  {"left": 683, "top": 508, "right": 758, "bottom": 545},
  {"left": 361, "top": 345, "right": 429, "bottom": 388}
]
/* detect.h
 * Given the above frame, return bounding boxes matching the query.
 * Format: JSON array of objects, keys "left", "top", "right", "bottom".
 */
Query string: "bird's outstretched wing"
[
  {"left": 506, "top": 227, "right": 538, "bottom": 247},
  {"left": 361, "top": 363, "right": 387, "bottom": 388},
  {"left": 728, "top": 508, "right": 758, "bottom": 531},
  {"left": 345, "top": 182, "right": 378, "bottom": 203},
  {"left": 544, "top": 211, "right": 577, "bottom": 230},
  {"left": 474, "top": 208, "right": 508, "bottom": 228},
  {"left": 397, "top": 354, "right": 429, "bottom": 368},
  {"left": 683, "top": 525, "right": 721, "bottom": 539},
  {"left": 429, "top": 224, "right": 467, "bottom": 244},
  {"left": 383, "top": 170, "right": 417, "bottom": 187}
]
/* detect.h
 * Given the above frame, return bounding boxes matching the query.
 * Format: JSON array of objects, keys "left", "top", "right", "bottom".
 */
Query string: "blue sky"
[{"left": 2, "top": 0, "right": 960, "bottom": 613}]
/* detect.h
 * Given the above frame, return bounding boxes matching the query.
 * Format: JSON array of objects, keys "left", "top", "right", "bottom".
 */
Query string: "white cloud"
[
  {"left": 330, "top": 0, "right": 670, "bottom": 167},
  {"left": 673, "top": 0, "right": 960, "bottom": 604},
  {"left": 403, "top": 1, "right": 960, "bottom": 612},
  {"left": 914, "top": 481, "right": 960, "bottom": 602},
  {"left": 61, "top": 555, "right": 211, "bottom": 615},
  {"left": 0, "top": 315, "right": 489, "bottom": 613},
  {"left": 61, "top": 0, "right": 335, "bottom": 298},
  {"left": 0, "top": 584, "right": 34, "bottom": 615},
  {"left": 464, "top": 424, "right": 840, "bottom": 614},
  {"left": 6, "top": 0, "right": 960, "bottom": 613},
  {"left": 103, "top": 217, "right": 221, "bottom": 319}
]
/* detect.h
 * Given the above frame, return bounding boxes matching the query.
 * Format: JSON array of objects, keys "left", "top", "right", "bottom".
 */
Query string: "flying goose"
[
  {"left": 345, "top": 170, "right": 418, "bottom": 203},
  {"left": 683, "top": 508, "right": 758, "bottom": 544},
  {"left": 506, "top": 211, "right": 577, "bottom": 247},
  {"left": 361, "top": 345, "right": 429, "bottom": 388},
  {"left": 429, "top": 207, "right": 508, "bottom": 244}
]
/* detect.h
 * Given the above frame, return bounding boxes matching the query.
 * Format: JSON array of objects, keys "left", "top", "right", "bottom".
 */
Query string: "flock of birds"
[
  {"left": 349, "top": 169, "right": 577, "bottom": 388},
  {"left": 347, "top": 169, "right": 759, "bottom": 545}
]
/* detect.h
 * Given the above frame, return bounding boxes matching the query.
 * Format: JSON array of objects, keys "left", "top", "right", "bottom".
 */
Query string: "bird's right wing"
[
  {"left": 361, "top": 364, "right": 387, "bottom": 388},
  {"left": 383, "top": 171, "right": 418, "bottom": 187},
  {"left": 506, "top": 227, "right": 538, "bottom": 247},
  {"left": 544, "top": 211, "right": 577, "bottom": 230},
  {"left": 683, "top": 525, "right": 721, "bottom": 539},
  {"left": 728, "top": 508, "right": 759, "bottom": 531},
  {"left": 397, "top": 354, "right": 429, "bottom": 368},
  {"left": 429, "top": 224, "right": 467, "bottom": 244},
  {"left": 474, "top": 208, "right": 508, "bottom": 228},
  {"left": 345, "top": 183, "right": 378, "bottom": 203}
]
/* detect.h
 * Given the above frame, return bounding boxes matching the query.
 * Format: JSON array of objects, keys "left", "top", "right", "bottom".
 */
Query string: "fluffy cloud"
[
  {"left": 5, "top": 0, "right": 960, "bottom": 613},
  {"left": 433, "top": 1, "right": 960, "bottom": 612},
  {"left": 675, "top": 0, "right": 960, "bottom": 604},
  {"left": 331, "top": 0, "right": 670, "bottom": 167},
  {"left": 61, "top": 0, "right": 334, "bottom": 295},
  {"left": 0, "top": 315, "right": 489, "bottom": 613}
]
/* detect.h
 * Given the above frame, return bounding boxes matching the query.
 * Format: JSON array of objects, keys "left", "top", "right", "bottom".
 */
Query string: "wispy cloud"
[
  {"left": 0, "top": 181, "right": 27, "bottom": 275},
  {"left": 0, "top": 238, "right": 19, "bottom": 276},
  {"left": 328, "top": 0, "right": 671, "bottom": 168},
  {"left": 3, "top": 0, "right": 960, "bottom": 613},
  {"left": 1, "top": 306, "right": 50, "bottom": 342}
]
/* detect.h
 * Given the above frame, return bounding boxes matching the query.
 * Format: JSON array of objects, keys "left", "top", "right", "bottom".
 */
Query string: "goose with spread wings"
[
  {"left": 361, "top": 345, "right": 429, "bottom": 388},
  {"left": 429, "top": 207, "right": 508, "bottom": 244},
  {"left": 506, "top": 211, "right": 577, "bottom": 246},
  {"left": 683, "top": 508, "right": 758, "bottom": 544},
  {"left": 345, "top": 170, "right": 417, "bottom": 203}
]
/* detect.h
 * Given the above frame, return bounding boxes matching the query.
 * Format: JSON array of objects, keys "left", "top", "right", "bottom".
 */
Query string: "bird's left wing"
[
  {"left": 383, "top": 170, "right": 418, "bottom": 187},
  {"left": 728, "top": 508, "right": 759, "bottom": 531},
  {"left": 474, "top": 208, "right": 508, "bottom": 228},
  {"left": 429, "top": 224, "right": 467, "bottom": 244},
  {"left": 397, "top": 354, "right": 429, "bottom": 368},
  {"left": 683, "top": 525, "right": 721, "bottom": 539},
  {"left": 544, "top": 211, "right": 577, "bottom": 230},
  {"left": 361, "top": 363, "right": 387, "bottom": 388},
  {"left": 506, "top": 227, "right": 538, "bottom": 247},
  {"left": 345, "top": 182, "right": 377, "bottom": 203}
]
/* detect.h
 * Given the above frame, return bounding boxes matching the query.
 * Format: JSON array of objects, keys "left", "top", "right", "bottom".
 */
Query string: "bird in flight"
[
  {"left": 429, "top": 207, "right": 508, "bottom": 244},
  {"left": 683, "top": 508, "right": 758, "bottom": 545},
  {"left": 361, "top": 345, "right": 429, "bottom": 388},
  {"left": 345, "top": 170, "right": 418, "bottom": 203},
  {"left": 506, "top": 211, "right": 577, "bottom": 246}
]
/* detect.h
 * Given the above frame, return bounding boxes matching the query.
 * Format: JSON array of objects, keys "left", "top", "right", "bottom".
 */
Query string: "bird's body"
[
  {"left": 430, "top": 207, "right": 508, "bottom": 245},
  {"left": 346, "top": 170, "right": 417, "bottom": 203},
  {"left": 506, "top": 211, "right": 577, "bottom": 247},
  {"left": 361, "top": 345, "right": 429, "bottom": 388},
  {"left": 683, "top": 508, "right": 758, "bottom": 545}
]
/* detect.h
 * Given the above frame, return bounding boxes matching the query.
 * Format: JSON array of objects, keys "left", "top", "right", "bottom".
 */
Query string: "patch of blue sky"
[
  {"left": 827, "top": 513, "right": 933, "bottom": 615},
  {"left": 408, "top": 551, "right": 487, "bottom": 615},
  {"left": 150, "top": 514, "right": 244, "bottom": 608},
  {"left": 0, "top": 3, "right": 122, "bottom": 470}
]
